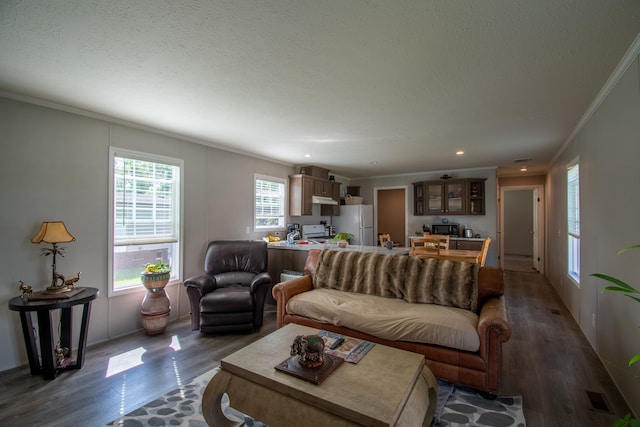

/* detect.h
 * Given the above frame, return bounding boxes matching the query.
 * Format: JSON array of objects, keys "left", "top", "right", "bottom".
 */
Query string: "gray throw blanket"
[{"left": 313, "top": 249, "right": 479, "bottom": 312}]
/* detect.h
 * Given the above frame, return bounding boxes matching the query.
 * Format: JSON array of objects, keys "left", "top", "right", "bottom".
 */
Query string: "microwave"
[{"left": 431, "top": 223, "right": 459, "bottom": 236}]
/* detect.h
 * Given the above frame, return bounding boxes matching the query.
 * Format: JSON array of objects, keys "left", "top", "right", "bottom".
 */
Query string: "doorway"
[
  {"left": 374, "top": 187, "right": 407, "bottom": 247},
  {"left": 499, "top": 185, "right": 544, "bottom": 273}
]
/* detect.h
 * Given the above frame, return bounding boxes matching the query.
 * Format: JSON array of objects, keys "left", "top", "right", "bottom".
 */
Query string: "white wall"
[
  {"left": 546, "top": 54, "right": 640, "bottom": 414},
  {"left": 0, "top": 97, "right": 294, "bottom": 371}
]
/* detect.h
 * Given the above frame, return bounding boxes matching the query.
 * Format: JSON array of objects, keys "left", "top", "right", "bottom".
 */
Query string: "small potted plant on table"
[
  {"left": 140, "top": 261, "right": 171, "bottom": 335},
  {"left": 333, "top": 232, "right": 354, "bottom": 248}
]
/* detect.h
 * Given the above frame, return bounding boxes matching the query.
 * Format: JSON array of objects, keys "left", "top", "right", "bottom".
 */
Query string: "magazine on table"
[{"left": 318, "top": 330, "right": 375, "bottom": 363}]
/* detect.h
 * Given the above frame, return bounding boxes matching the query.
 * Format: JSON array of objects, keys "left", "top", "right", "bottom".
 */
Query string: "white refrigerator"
[{"left": 332, "top": 204, "right": 374, "bottom": 246}]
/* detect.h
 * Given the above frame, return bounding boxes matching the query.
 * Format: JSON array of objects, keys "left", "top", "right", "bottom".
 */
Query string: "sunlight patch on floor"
[{"left": 106, "top": 346, "right": 147, "bottom": 378}]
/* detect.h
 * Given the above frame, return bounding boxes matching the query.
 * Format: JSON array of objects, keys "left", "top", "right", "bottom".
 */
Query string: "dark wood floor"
[{"left": 0, "top": 271, "right": 632, "bottom": 426}]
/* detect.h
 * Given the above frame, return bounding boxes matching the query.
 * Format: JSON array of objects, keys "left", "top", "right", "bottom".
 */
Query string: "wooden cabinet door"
[
  {"left": 454, "top": 239, "right": 483, "bottom": 250},
  {"left": 413, "top": 182, "right": 425, "bottom": 215},
  {"left": 321, "top": 182, "right": 341, "bottom": 216},
  {"left": 289, "top": 175, "right": 314, "bottom": 216},
  {"left": 444, "top": 180, "right": 465, "bottom": 214},
  {"left": 426, "top": 182, "right": 445, "bottom": 214},
  {"left": 313, "top": 179, "right": 332, "bottom": 197}
]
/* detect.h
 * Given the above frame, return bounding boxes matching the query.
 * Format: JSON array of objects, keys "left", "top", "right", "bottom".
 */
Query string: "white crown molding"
[
  {"left": 549, "top": 32, "right": 640, "bottom": 168},
  {"left": 0, "top": 90, "right": 295, "bottom": 169}
]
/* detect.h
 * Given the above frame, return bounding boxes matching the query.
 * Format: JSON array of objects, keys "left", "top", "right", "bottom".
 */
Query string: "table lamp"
[{"left": 32, "top": 221, "right": 75, "bottom": 294}]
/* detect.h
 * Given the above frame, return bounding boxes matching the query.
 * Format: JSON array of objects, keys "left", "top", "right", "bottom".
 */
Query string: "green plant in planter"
[
  {"left": 143, "top": 261, "right": 171, "bottom": 274},
  {"left": 592, "top": 244, "right": 640, "bottom": 427},
  {"left": 332, "top": 232, "right": 354, "bottom": 242}
]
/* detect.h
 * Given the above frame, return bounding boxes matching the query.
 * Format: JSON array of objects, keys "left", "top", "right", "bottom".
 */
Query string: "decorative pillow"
[{"left": 313, "top": 249, "right": 479, "bottom": 311}]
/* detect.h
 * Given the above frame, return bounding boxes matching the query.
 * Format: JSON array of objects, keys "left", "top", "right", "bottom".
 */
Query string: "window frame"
[
  {"left": 254, "top": 174, "right": 287, "bottom": 232},
  {"left": 108, "top": 147, "right": 184, "bottom": 297},
  {"left": 567, "top": 159, "right": 580, "bottom": 286}
]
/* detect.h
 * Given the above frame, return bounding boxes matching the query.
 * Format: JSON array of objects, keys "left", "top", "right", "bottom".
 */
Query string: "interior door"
[{"left": 375, "top": 188, "right": 406, "bottom": 247}]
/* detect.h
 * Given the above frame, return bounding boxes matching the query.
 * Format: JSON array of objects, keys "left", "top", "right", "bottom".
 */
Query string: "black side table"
[{"left": 8, "top": 287, "right": 99, "bottom": 380}]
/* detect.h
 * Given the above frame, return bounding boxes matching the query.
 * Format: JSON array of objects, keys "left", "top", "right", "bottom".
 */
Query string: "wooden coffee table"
[{"left": 202, "top": 323, "right": 438, "bottom": 426}]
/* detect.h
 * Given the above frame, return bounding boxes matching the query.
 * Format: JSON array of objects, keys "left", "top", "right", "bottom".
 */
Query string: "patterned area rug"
[{"left": 106, "top": 369, "right": 524, "bottom": 426}]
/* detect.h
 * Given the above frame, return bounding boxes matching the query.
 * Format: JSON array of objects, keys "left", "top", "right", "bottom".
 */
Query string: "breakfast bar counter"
[{"left": 268, "top": 242, "right": 410, "bottom": 256}]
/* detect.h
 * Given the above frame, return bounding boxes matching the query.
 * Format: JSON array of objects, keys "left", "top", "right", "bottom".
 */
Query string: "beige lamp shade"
[{"left": 31, "top": 221, "right": 76, "bottom": 244}]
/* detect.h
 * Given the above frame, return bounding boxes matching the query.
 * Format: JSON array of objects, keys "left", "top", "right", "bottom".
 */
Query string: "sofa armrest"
[
  {"left": 477, "top": 296, "right": 511, "bottom": 357},
  {"left": 272, "top": 275, "right": 314, "bottom": 328}
]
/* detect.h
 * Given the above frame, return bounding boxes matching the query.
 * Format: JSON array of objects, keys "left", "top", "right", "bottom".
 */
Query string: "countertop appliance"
[
  {"left": 464, "top": 228, "right": 474, "bottom": 238},
  {"left": 332, "top": 204, "right": 374, "bottom": 246},
  {"left": 431, "top": 223, "right": 459, "bottom": 236},
  {"left": 302, "top": 224, "right": 333, "bottom": 243}
]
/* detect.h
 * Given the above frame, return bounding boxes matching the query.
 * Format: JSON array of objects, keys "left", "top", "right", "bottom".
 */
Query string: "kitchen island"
[
  {"left": 268, "top": 241, "right": 410, "bottom": 255},
  {"left": 266, "top": 242, "right": 409, "bottom": 304}
]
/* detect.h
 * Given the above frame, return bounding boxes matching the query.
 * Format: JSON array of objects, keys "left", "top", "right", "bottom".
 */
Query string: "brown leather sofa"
[
  {"left": 184, "top": 240, "right": 271, "bottom": 334},
  {"left": 272, "top": 249, "right": 511, "bottom": 395}
]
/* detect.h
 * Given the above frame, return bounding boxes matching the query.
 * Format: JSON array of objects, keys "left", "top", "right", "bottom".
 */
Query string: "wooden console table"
[
  {"left": 202, "top": 323, "right": 438, "bottom": 426},
  {"left": 8, "top": 287, "right": 99, "bottom": 380}
]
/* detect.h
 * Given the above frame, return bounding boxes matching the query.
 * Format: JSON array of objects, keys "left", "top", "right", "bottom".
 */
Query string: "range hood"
[{"left": 311, "top": 195, "right": 338, "bottom": 205}]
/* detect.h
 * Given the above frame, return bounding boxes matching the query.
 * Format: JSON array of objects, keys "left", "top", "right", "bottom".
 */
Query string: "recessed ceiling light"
[
  {"left": 520, "top": 167, "right": 528, "bottom": 172},
  {"left": 456, "top": 150, "right": 464, "bottom": 155},
  {"left": 304, "top": 154, "right": 311, "bottom": 158}
]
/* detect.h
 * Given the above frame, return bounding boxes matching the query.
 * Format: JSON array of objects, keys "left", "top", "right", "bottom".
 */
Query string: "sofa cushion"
[
  {"left": 313, "top": 249, "right": 480, "bottom": 312},
  {"left": 287, "top": 288, "right": 480, "bottom": 352}
]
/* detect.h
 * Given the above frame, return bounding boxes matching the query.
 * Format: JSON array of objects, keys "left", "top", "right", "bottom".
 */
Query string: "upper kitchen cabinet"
[
  {"left": 289, "top": 174, "right": 314, "bottom": 216},
  {"left": 290, "top": 174, "right": 342, "bottom": 216},
  {"left": 320, "top": 181, "right": 341, "bottom": 216},
  {"left": 468, "top": 179, "right": 486, "bottom": 215},
  {"left": 413, "top": 178, "right": 485, "bottom": 215},
  {"left": 413, "top": 182, "right": 425, "bottom": 216}
]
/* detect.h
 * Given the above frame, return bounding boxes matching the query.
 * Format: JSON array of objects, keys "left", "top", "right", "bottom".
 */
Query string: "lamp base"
[{"left": 43, "top": 285, "right": 72, "bottom": 295}]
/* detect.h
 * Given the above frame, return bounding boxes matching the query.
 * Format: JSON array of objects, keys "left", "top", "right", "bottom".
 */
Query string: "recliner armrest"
[
  {"left": 250, "top": 272, "right": 272, "bottom": 293},
  {"left": 183, "top": 274, "right": 216, "bottom": 296}
]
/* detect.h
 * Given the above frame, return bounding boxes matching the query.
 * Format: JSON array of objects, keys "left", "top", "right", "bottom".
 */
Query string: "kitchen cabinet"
[
  {"left": 321, "top": 182, "right": 341, "bottom": 216},
  {"left": 426, "top": 179, "right": 466, "bottom": 215},
  {"left": 468, "top": 179, "right": 486, "bottom": 215},
  {"left": 314, "top": 179, "right": 333, "bottom": 197},
  {"left": 267, "top": 248, "right": 309, "bottom": 303},
  {"left": 290, "top": 175, "right": 341, "bottom": 216},
  {"left": 289, "top": 174, "right": 314, "bottom": 216},
  {"left": 413, "top": 182, "right": 425, "bottom": 216},
  {"left": 412, "top": 178, "right": 485, "bottom": 216},
  {"left": 450, "top": 238, "right": 483, "bottom": 250}
]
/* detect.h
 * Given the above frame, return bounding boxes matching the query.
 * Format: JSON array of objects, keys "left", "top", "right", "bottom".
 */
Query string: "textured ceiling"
[{"left": 1, "top": 1, "right": 639, "bottom": 178}]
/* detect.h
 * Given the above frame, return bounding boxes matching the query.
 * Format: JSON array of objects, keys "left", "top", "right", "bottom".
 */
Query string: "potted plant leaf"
[
  {"left": 333, "top": 232, "right": 354, "bottom": 248},
  {"left": 141, "top": 261, "right": 171, "bottom": 290},
  {"left": 592, "top": 244, "right": 640, "bottom": 427}
]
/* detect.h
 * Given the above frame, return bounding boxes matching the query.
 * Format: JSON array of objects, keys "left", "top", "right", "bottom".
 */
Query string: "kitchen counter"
[{"left": 268, "top": 241, "right": 410, "bottom": 255}]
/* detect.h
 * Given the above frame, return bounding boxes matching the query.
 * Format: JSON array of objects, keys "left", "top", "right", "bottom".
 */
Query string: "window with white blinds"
[
  {"left": 110, "top": 148, "right": 182, "bottom": 293},
  {"left": 567, "top": 161, "right": 580, "bottom": 284},
  {"left": 255, "top": 175, "right": 286, "bottom": 230}
]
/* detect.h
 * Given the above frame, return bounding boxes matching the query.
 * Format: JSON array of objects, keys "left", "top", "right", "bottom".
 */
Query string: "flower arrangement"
[
  {"left": 143, "top": 261, "right": 171, "bottom": 274},
  {"left": 141, "top": 261, "right": 171, "bottom": 289},
  {"left": 332, "top": 232, "right": 354, "bottom": 248}
]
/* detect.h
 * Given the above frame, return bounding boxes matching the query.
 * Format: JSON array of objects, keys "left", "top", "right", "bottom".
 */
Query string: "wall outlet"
[
  {"left": 592, "top": 313, "right": 596, "bottom": 329},
  {"left": 246, "top": 226, "right": 251, "bottom": 234}
]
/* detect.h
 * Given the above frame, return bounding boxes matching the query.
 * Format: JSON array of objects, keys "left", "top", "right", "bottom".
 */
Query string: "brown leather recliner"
[{"left": 184, "top": 240, "right": 271, "bottom": 334}]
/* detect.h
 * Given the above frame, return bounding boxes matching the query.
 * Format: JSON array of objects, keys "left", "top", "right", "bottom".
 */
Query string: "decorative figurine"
[
  {"left": 291, "top": 334, "right": 325, "bottom": 368},
  {"left": 64, "top": 272, "right": 81, "bottom": 289},
  {"left": 18, "top": 281, "right": 32, "bottom": 302},
  {"left": 55, "top": 345, "right": 69, "bottom": 366}
]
